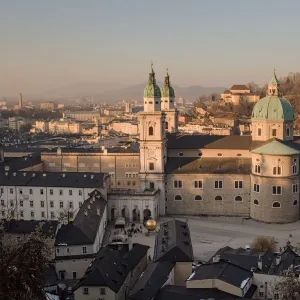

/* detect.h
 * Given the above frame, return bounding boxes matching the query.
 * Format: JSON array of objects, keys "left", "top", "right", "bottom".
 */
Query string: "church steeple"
[
  {"left": 267, "top": 69, "right": 281, "bottom": 96},
  {"left": 148, "top": 62, "right": 156, "bottom": 85}
]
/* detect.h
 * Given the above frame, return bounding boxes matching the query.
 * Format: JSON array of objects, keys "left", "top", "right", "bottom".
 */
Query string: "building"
[
  {"left": 35, "top": 120, "right": 49, "bottom": 132},
  {"left": 109, "top": 121, "right": 138, "bottom": 135},
  {"left": 48, "top": 120, "right": 81, "bottom": 134},
  {"left": 103, "top": 107, "right": 125, "bottom": 116},
  {"left": 73, "top": 243, "right": 149, "bottom": 300},
  {"left": 8, "top": 116, "right": 26, "bottom": 131},
  {"left": 63, "top": 111, "right": 102, "bottom": 122},
  {"left": 18, "top": 93, "right": 23, "bottom": 109},
  {"left": 55, "top": 190, "right": 107, "bottom": 280},
  {"left": 221, "top": 84, "right": 260, "bottom": 105},
  {"left": 40, "top": 102, "right": 56, "bottom": 110}
]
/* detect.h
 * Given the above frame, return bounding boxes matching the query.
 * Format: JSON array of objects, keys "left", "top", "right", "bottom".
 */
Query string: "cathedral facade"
[{"left": 40, "top": 67, "right": 300, "bottom": 224}]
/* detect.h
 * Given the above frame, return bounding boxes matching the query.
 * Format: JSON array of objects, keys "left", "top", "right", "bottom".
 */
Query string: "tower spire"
[
  {"left": 148, "top": 61, "right": 156, "bottom": 85},
  {"left": 164, "top": 67, "right": 170, "bottom": 87},
  {"left": 267, "top": 68, "right": 280, "bottom": 96}
]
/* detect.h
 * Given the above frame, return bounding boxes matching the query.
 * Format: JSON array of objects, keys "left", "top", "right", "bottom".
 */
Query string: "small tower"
[
  {"left": 161, "top": 69, "right": 179, "bottom": 133},
  {"left": 267, "top": 69, "right": 280, "bottom": 96}
]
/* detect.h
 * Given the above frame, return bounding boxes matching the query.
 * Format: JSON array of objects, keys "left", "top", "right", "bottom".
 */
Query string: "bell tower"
[
  {"left": 161, "top": 69, "right": 178, "bottom": 133},
  {"left": 138, "top": 63, "right": 167, "bottom": 215}
]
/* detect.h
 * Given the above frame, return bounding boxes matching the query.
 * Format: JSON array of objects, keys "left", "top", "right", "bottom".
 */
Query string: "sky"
[{"left": 0, "top": 0, "right": 300, "bottom": 96}]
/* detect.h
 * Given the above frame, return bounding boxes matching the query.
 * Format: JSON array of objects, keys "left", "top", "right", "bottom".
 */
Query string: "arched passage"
[
  {"left": 132, "top": 208, "right": 140, "bottom": 222},
  {"left": 121, "top": 206, "right": 130, "bottom": 221},
  {"left": 143, "top": 208, "right": 151, "bottom": 221},
  {"left": 111, "top": 208, "right": 118, "bottom": 221}
]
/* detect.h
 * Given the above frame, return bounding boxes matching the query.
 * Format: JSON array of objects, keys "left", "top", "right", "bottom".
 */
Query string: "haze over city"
[{"left": 1, "top": 0, "right": 300, "bottom": 96}]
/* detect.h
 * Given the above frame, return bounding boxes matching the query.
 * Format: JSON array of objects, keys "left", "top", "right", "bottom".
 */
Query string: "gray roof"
[
  {"left": 55, "top": 191, "right": 106, "bottom": 246},
  {"left": 4, "top": 220, "right": 58, "bottom": 237},
  {"left": 44, "top": 264, "right": 59, "bottom": 287},
  {"left": 74, "top": 243, "right": 149, "bottom": 293},
  {"left": 0, "top": 171, "right": 108, "bottom": 188},
  {"left": 155, "top": 285, "right": 254, "bottom": 300},
  {"left": 188, "top": 260, "right": 252, "bottom": 289},
  {"left": 128, "top": 261, "right": 175, "bottom": 300},
  {"left": 0, "top": 154, "right": 42, "bottom": 172},
  {"left": 166, "top": 157, "right": 252, "bottom": 174},
  {"left": 153, "top": 220, "right": 194, "bottom": 263}
]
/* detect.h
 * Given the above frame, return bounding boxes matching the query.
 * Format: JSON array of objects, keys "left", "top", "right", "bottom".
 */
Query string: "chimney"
[
  {"left": 276, "top": 255, "right": 281, "bottom": 266},
  {"left": 213, "top": 255, "right": 220, "bottom": 263},
  {"left": 84, "top": 210, "right": 88, "bottom": 216},
  {"left": 257, "top": 255, "right": 263, "bottom": 270}
]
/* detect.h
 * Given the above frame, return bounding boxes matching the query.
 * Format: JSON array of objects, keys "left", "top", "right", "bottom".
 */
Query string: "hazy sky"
[{"left": 1, "top": 0, "right": 300, "bottom": 95}]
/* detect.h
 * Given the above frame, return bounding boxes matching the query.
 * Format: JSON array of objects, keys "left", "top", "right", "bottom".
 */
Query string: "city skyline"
[{"left": 1, "top": 0, "right": 300, "bottom": 95}]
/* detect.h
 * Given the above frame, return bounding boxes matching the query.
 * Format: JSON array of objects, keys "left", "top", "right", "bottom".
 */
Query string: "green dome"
[
  {"left": 144, "top": 63, "right": 161, "bottom": 98},
  {"left": 161, "top": 69, "right": 175, "bottom": 97},
  {"left": 251, "top": 96, "right": 294, "bottom": 121}
]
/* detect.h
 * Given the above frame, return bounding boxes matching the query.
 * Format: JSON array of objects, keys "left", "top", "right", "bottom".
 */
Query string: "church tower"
[
  {"left": 161, "top": 69, "right": 179, "bottom": 133},
  {"left": 138, "top": 63, "right": 167, "bottom": 215},
  {"left": 251, "top": 70, "right": 294, "bottom": 141}
]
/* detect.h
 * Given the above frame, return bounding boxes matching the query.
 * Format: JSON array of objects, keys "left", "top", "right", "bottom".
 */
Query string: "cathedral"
[{"left": 37, "top": 66, "right": 300, "bottom": 223}]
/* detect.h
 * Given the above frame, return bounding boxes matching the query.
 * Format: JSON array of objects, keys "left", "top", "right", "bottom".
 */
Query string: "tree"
[
  {"left": 275, "top": 273, "right": 300, "bottom": 300},
  {"left": 251, "top": 236, "right": 276, "bottom": 252},
  {"left": 0, "top": 222, "right": 52, "bottom": 300}
]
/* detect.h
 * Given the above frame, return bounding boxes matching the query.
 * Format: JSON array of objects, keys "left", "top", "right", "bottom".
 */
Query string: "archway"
[
  {"left": 132, "top": 208, "right": 140, "bottom": 222},
  {"left": 121, "top": 206, "right": 130, "bottom": 222},
  {"left": 143, "top": 208, "right": 151, "bottom": 221},
  {"left": 111, "top": 208, "right": 118, "bottom": 221}
]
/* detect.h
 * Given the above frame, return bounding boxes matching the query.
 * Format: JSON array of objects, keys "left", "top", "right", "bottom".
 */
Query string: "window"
[
  {"left": 73, "top": 272, "right": 77, "bottom": 279},
  {"left": 293, "top": 164, "right": 298, "bottom": 174},
  {"left": 49, "top": 189, "right": 53, "bottom": 195},
  {"left": 174, "top": 180, "right": 183, "bottom": 188},
  {"left": 149, "top": 182, "right": 155, "bottom": 189},
  {"left": 272, "top": 129, "right": 277, "bottom": 137},
  {"left": 50, "top": 201, "right": 54, "bottom": 208},
  {"left": 253, "top": 183, "right": 260, "bottom": 193},
  {"left": 293, "top": 200, "right": 298, "bottom": 206},
  {"left": 100, "top": 288, "right": 106, "bottom": 295},
  {"left": 148, "top": 126, "right": 154, "bottom": 136},
  {"left": 273, "top": 166, "right": 282, "bottom": 175},
  {"left": 254, "top": 165, "right": 261, "bottom": 174},
  {"left": 174, "top": 195, "right": 182, "bottom": 201},
  {"left": 51, "top": 212, "right": 55, "bottom": 219},
  {"left": 254, "top": 199, "right": 259, "bottom": 206},
  {"left": 67, "top": 248, "right": 70, "bottom": 254},
  {"left": 10, "top": 200, "right": 14, "bottom": 207},
  {"left": 19, "top": 189, "right": 22, "bottom": 194},
  {"left": 259, "top": 292, "right": 264, "bottom": 297},
  {"left": 79, "top": 190, "right": 83, "bottom": 196},
  {"left": 194, "top": 181, "right": 203, "bottom": 189},
  {"left": 69, "top": 212, "right": 74, "bottom": 219},
  {"left": 10, "top": 188, "right": 13, "bottom": 194},
  {"left": 41, "top": 211, "right": 45, "bottom": 218},
  {"left": 273, "top": 201, "right": 281, "bottom": 208},
  {"left": 287, "top": 127, "right": 290, "bottom": 137},
  {"left": 59, "top": 190, "right": 63, "bottom": 196},
  {"left": 82, "top": 246, "right": 87, "bottom": 254},
  {"left": 274, "top": 293, "right": 279, "bottom": 300},
  {"left": 165, "top": 122, "right": 169, "bottom": 130},
  {"left": 11, "top": 211, "right": 14, "bottom": 218},
  {"left": 19, "top": 200, "right": 23, "bottom": 207},
  {"left": 20, "top": 211, "right": 24, "bottom": 218},
  {"left": 258, "top": 128, "right": 262, "bottom": 136},
  {"left": 69, "top": 190, "right": 72, "bottom": 196},
  {"left": 293, "top": 184, "right": 298, "bottom": 193},
  {"left": 29, "top": 189, "right": 33, "bottom": 195},
  {"left": 127, "top": 181, "right": 131, "bottom": 186},
  {"left": 214, "top": 181, "right": 223, "bottom": 189},
  {"left": 234, "top": 181, "right": 243, "bottom": 189},
  {"left": 149, "top": 162, "right": 154, "bottom": 170},
  {"left": 178, "top": 152, "right": 183, "bottom": 157},
  {"left": 0, "top": 200, "right": 4, "bottom": 206},
  {"left": 60, "top": 201, "right": 63, "bottom": 208},
  {"left": 40, "top": 189, "right": 44, "bottom": 195},
  {"left": 235, "top": 196, "right": 243, "bottom": 201},
  {"left": 215, "top": 196, "right": 222, "bottom": 201},
  {"left": 272, "top": 186, "right": 282, "bottom": 195},
  {"left": 69, "top": 202, "right": 73, "bottom": 209},
  {"left": 1, "top": 211, "right": 5, "bottom": 217},
  {"left": 0, "top": 188, "right": 3, "bottom": 194},
  {"left": 194, "top": 195, "right": 202, "bottom": 201},
  {"left": 41, "top": 201, "right": 44, "bottom": 208},
  {"left": 30, "top": 200, "right": 34, "bottom": 207},
  {"left": 30, "top": 211, "right": 34, "bottom": 218},
  {"left": 83, "top": 288, "right": 89, "bottom": 295}
]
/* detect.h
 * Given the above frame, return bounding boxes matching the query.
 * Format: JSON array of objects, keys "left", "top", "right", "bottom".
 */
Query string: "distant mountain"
[{"left": 39, "top": 81, "right": 226, "bottom": 103}]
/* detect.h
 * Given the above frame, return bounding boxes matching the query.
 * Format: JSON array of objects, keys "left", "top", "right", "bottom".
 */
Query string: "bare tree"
[
  {"left": 0, "top": 222, "right": 52, "bottom": 300},
  {"left": 251, "top": 236, "right": 276, "bottom": 252},
  {"left": 275, "top": 272, "right": 300, "bottom": 300}
]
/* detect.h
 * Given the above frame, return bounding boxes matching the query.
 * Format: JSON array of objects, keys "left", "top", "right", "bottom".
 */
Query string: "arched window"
[
  {"left": 174, "top": 195, "right": 182, "bottom": 201},
  {"left": 235, "top": 196, "right": 242, "bottom": 201},
  {"left": 293, "top": 200, "right": 298, "bottom": 206},
  {"left": 215, "top": 196, "right": 222, "bottom": 201},
  {"left": 194, "top": 195, "right": 202, "bottom": 201},
  {"left": 272, "top": 201, "right": 281, "bottom": 208},
  {"left": 149, "top": 126, "right": 154, "bottom": 136},
  {"left": 165, "top": 122, "right": 169, "bottom": 130},
  {"left": 254, "top": 199, "right": 259, "bottom": 206}
]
